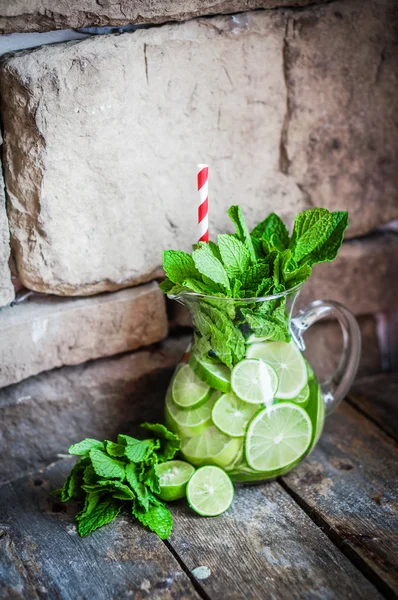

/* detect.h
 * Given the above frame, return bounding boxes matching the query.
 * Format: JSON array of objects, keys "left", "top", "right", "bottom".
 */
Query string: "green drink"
[{"left": 160, "top": 206, "right": 361, "bottom": 483}]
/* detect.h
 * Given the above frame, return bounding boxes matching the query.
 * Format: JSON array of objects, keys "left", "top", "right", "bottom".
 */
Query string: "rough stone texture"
[
  {"left": 0, "top": 335, "right": 189, "bottom": 483},
  {"left": 171, "top": 233, "right": 398, "bottom": 327},
  {"left": 0, "top": 135, "right": 14, "bottom": 307},
  {"left": 1, "top": 1, "right": 397, "bottom": 295},
  {"left": 0, "top": 0, "right": 330, "bottom": 33},
  {"left": 0, "top": 282, "right": 168, "bottom": 388}
]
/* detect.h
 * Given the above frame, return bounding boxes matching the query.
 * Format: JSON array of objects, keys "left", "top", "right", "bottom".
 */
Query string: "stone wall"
[{"left": 0, "top": 0, "right": 397, "bottom": 479}]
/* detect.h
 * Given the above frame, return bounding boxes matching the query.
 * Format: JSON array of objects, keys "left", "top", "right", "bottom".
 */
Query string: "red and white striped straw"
[{"left": 197, "top": 164, "right": 209, "bottom": 243}]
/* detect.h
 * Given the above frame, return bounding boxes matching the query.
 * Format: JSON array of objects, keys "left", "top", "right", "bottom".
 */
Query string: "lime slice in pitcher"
[
  {"left": 172, "top": 364, "right": 211, "bottom": 408},
  {"left": 290, "top": 383, "right": 310, "bottom": 406},
  {"left": 246, "top": 341, "right": 307, "bottom": 399},
  {"left": 186, "top": 466, "right": 234, "bottom": 516},
  {"left": 212, "top": 392, "right": 258, "bottom": 437},
  {"left": 306, "top": 383, "right": 325, "bottom": 452},
  {"left": 245, "top": 403, "right": 312, "bottom": 472},
  {"left": 165, "top": 388, "right": 218, "bottom": 438},
  {"left": 181, "top": 426, "right": 241, "bottom": 468},
  {"left": 157, "top": 460, "right": 195, "bottom": 501},
  {"left": 231, "top": 359, "right": 278, "bottom": 405},
  {"left": 190, "top": 354, "right": 231, "bottom": 393}
]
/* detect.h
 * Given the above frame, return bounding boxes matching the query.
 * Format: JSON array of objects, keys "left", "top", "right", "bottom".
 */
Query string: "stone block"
[
  {"left": 0, "top": 282, "right": 168, "bottom": 388},
  {"left": 0, "top": 335, "right": 189, "bottom": 482},
  {"left": 0, "top": 0, "right": 330, "bottom": 33},
  {"left": 0, "top": 136, "right": 14, "bottom": 307},
  {"left": 1, "top": 1, "right": 397, "bottom": 295}
]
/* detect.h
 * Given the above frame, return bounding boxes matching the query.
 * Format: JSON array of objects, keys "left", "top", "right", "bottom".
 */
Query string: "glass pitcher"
[{"left": 164, "top": 285, "right": 361, "bottom": 483}]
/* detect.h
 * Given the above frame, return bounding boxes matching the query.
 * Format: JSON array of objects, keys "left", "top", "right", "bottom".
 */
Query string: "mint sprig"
[
  {"left": 161, "top": 206, "right": 348, "bottom": 366},
  {"left": 54, "top": 424, "right": 180, "bottom": 539}
]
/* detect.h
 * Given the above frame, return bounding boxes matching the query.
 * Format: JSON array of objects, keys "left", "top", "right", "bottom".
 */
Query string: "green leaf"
[
  {"left": 59, "top": 458, "right": 88, "bottom": 502},
  {"left": 255, "top": 277, "right": 273, "bottom": 297},
  {"left": 189, "top": 301, "right": 245, "bottom": 368},
  {"left": 97, "top": 479, "right": 136, "bottom": 500},
  {"left": 139, "top": 463, "right": 160, "bottom": 495},
  {"left": 117, "top": 435, "right": 159, "bottom": 463},
  {"left": 217, "top": 234, "right": 251, "bottom": 279},
  {"left": 105, "top": 441, "right": 126, "bottom": 457},
  {"left": 140, "top": 423, "right": 180, "bottom": 462},
  {"left": 83, "top": 464, "right": 98, "bottom": 485},
  {"left": 76, "top": 495, "right": 122, "bottom": 537},
  {"left": 227, "top": 205, "right": 256, "bottom": 263},
  {"left": 208, "top": 240, "right": 222, "bottom": 261},
  {"left": 283, "top": 264, "right": 312, "bottom": 287},
  {"left": 192, "top": 244, "right": 231, "bottom": 294},
  {"left": 163, "top": 250, "right": 200, "bottom": 284},
  {"left": 132, "top": 500, "right": 173, "bottom": 540},
  {"left": 251, "top": 213, "right": 289, "bottom": 252},
  {"left": 301, "top": 211, "right": 348, "bottom": 267},
  {"left": 125, "top": 463, "right": 149, "bottom": 510},
  {"left": 241, "top": 307, "right": 290, "bottom": 342},
  {"left": 289, "top": 208, "right": 332, "bottom": 262},
  {"left": 240, "top": 261, "right": 270, "bottom": 296},
  {"left": 68, "top": 438, "right": 104, "bottom": 456},
  {"left": 89, "top": 449, "right": 126, "bottom": 480}
]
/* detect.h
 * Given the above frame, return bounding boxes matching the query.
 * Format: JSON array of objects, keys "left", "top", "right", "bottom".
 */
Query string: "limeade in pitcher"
[{"left": 160, "top": 206, "right": 360, "bottom": 483}]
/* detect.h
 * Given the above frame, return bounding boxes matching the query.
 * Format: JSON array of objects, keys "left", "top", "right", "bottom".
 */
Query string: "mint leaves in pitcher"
[{"left": 160, "top": 207, "right": 348, "bottom": 367}]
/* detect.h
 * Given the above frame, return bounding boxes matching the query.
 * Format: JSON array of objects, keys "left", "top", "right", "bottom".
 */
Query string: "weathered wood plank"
[
  {"left": 168, "top": 481, "right": 381, "bottom": 599},
  {"left": 282, "top": 402, "right": 398, "bottom": 599},
  {"left": 0, "top": 530, "right": 39, "bottom": 600},
  {"left": 348, "top": 372, "right": 398, "bottom": 442},
  {"left": 0, "top": 459, "right": 201, "bottom": 600}
]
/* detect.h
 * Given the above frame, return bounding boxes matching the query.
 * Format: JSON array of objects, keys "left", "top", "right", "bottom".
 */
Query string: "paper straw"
[{"left": 197, "top": 164, "right": 209, "bottom": 243}]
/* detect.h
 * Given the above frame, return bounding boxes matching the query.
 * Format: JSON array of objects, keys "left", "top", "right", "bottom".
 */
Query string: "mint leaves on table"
[
  {"left": 54, "top": 424, "right": 180, "bottom": 539},
  {"left": 160, "top": 206, "right": 348, "bottom": 367}
]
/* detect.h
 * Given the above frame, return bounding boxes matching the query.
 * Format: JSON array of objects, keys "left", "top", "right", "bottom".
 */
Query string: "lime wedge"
[
  {"left": 245, "top": 403, "right": 312, "bottom": 472},
  {"left": 181, "top": 426, "right": 241, "bottom": 468},
  {"left": 157, "top": 460, "right": 195, "bottom": 501},
  {"left": 165, "top": 388, "right": 219, "bottom": 438},
  {"left": 231, "top": 359, "right": 278, "bottom": 405},
  {"left": 190, "top": 354, "right": 231, "bottom": 393},
  {"left": 186, "top": 466, "right": 234, "bottom": 516},
  {"left": 306, "top": 381, "right": 325, "bottom": 452},
  {"left": 172, "top": 364, "right": 211, "bottom": 409},
  {"left": 246, "top": 341, "right": 307, "bottom": 399},
  {"left": 212, "top": 392, "right": 258, "bottom": 437}
]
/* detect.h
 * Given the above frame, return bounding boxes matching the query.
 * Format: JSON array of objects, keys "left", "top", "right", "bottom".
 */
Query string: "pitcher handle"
[{"left": 290, "top": 300, "right": 361, "bottom": 416}]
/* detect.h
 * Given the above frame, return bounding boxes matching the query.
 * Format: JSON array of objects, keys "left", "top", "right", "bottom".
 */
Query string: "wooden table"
[{"left": 1, "top": 373, "right": 397, "bottom": 600}]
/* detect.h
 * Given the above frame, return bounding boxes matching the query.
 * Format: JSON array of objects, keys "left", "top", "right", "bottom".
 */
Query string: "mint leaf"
[
  {"left": 140, "top": 423, "right": 180, "bottom": 461},
  {"left": 255, "top": 277, "right": 273, "bottom": 297},
  {"left": 58, "top": 458, "right": 88, "bottom": 502},
  {"left": 117, "top": 435, "right": 159, "bottom": 463},
  {"left": 163, "top": 250, "right": 200, "bottom": 284},
  {"left": 76, "top": 495, "right": 122, "bottom": 537},
  {"left": 228, "top": 205, "right": 256, "bottom": 263},
  {"left": 192, "top": 244, "right": 231, "bottom": 294},
  {"left": 289, "top": 208, "right": 332, "bottom": 262},
  {"left": 125, "top": 463, "right": 149, "bottom": 510},
  {"left": 301, "top": 211, "right": 348, "bottom": 266},
  {"left": 89, "top": 449, "right": 126, "bottom": 480},
  {"left": 105, "top": 441, "right": 126, "bottom": 457},
  {"left": 133, "top": 500, "right": 173, "bottom": 540},
  {"left": 139, "top": 463, "right": 160, "bottom": 495},
  {"left": 83, "top": 464, "right": 98, "bottom": 485},
  {"left": 251, "top": 213, "right": 289, "bottom": 252},
  {"left": 97, "top": 479, "right": 136, "bottom": 500},
  {"left": 208, "top": 240, "right": 222, "bottom": 261},
  {"left": 68, "top": 438, "right": 104, "bottom": 456},
  {"left": 218, "top": 234, "right": 251, "bottom": 279}
]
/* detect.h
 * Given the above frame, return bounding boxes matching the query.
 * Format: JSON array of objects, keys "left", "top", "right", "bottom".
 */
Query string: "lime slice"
[
  {"left": 157, "top": 460, "right": 195, "bottom": 501},
  {"left": 306, "top": 381, "right": 325, "bottom": 452},
  {"left": 246, "top": 341, "right": 307, "bottom": 399},
  {"left": 231, "top": 359, "right": 278, "bottom": 405},
  {"left": 186, "top": 466, "right": 234, "bottom": 516},
  {"left": 211, "top": 392, "right": 258, "bottom": 437},
  {"left": 172, "top": 364, "right": 211, "bottom": 409},
  {"left": 282, "top": 383, "right": 310, "bottom": 407},
  {"left": 181, "top": 426, "right": 241, "bottom": 468},
  {"left": 190, "top": 354, "right": 231, "bottom": 393},
  {"left": 165, "top": 388, "right": 219, "bottom": 438},
  {"left": 306, "top": 360, "right": 315, "bottom": 381},
  {"left": 245, "top": 403, "right": 312, "bottom": 472}
]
